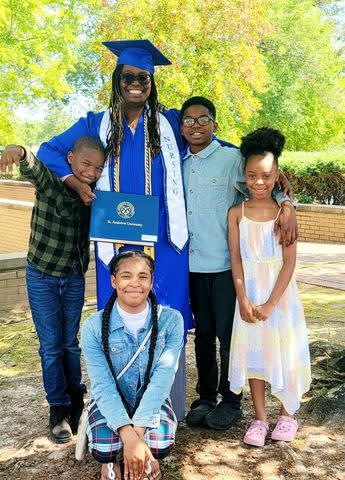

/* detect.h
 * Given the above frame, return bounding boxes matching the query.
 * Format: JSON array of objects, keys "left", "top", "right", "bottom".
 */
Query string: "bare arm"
[
  {"left": 118, "top": 425, "right": 154, "bottom": 480},
  {"left": 254, "top": 240, "right": 297, "bottom": 321},
  {"left": 228, "top": 206, "right": 256, "bottom": 323}
]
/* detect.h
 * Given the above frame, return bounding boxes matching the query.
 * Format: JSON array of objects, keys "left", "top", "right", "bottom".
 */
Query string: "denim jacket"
[{"left": 81, "top": 301, "right": 184, "bottom": 432}]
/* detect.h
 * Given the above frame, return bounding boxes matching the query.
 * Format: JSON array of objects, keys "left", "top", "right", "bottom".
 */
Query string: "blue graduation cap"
[{"left": 102, "top": 39, "right": 172, "bottom": 74}]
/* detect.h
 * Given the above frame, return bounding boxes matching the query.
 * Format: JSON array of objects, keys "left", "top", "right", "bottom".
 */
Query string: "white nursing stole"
[
  {"left": 159, "top": 114, "right": 188, "bottom": 252},
  {"left": 96, "top": 110, "right": 188, "bottom": 265}
]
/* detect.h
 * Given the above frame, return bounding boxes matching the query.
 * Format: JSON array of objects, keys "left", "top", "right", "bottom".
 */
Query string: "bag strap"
[{"left": 116, "top": 305, "right": 162, "bottom": 381}]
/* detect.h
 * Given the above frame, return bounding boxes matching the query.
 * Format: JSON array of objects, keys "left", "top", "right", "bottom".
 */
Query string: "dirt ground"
[{"left": 1, "top": 283, "right": 345, "bottom": 480}]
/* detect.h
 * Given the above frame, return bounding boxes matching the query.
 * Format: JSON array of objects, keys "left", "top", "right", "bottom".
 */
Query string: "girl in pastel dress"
[{"left": 227, "top": 128, "right": 311, "bottom": 447}]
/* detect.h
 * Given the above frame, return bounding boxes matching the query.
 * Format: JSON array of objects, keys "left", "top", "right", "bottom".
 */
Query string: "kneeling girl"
[{"left": 81, "top": 251, "right": 184, "bottom": 480}]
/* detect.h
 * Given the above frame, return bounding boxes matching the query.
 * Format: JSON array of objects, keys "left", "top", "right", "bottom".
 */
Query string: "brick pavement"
[{"left": 296, "top": 241, "right": 345, "bottom": 291}]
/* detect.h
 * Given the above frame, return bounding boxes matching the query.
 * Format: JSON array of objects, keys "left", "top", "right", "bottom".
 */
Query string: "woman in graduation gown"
[{"left": 37, "top": 40, "right": 193, "bottom": 420}]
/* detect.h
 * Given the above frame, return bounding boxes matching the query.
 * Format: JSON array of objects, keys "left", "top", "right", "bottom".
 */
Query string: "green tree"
[
  {"left": 94, "top": 0, "right": 273, "bottom": 142},
  {"left": 245, "top": 0, "right": 345, "bottom": 150},
  {"left": 15, "top": 107, "right": 75, "bottom": 152},
  {"left": 0, "top": 0, "right": 96, "bottom": 144}
]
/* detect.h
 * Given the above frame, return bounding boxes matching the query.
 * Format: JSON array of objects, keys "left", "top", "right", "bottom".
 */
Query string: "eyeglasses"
[
  {"left": 120, "top": 72, "right": 151, "bottom": 86},
  {"left": 181, "top": 115, "right": 215, "bottom": 127}
]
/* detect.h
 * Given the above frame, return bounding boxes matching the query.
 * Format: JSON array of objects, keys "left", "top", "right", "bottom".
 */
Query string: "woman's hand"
[
  {"left": 120, "top": 426, "right": 155, "bottom": 480},
  {"left": 254, "top": 301, "right": 275, "bottom": 321},
  {"left": 238, "top": 296, "right": 257, "bottom": 323}
]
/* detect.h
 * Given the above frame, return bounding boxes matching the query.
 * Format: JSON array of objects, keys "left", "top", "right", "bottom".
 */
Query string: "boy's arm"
[
  {"left": 274, "top": 194, "right": 298, "bottom": 247},
  {"left": 254, "top": 241, "right": 297, "bottom": 321},
  {"left": 64, "top": 176, "right": 95, "bottom": 206},
  {"left": 232, "top": 151, "right": 298, "bottom": 246},
  {"left": 1, "top": 145, "right": 55, "bottom": 195},
  {"left": 228, "top": 206, "right": 256, "bottom": 323}
]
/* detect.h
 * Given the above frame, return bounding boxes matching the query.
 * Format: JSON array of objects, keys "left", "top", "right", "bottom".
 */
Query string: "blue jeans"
[{"left": 26, "top": 261, "right": 87, "bottom": 406}]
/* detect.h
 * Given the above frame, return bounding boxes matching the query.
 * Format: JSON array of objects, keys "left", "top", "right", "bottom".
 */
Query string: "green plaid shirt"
[{"left": 20, "top": 152, "right": 91, "bottom": 277}]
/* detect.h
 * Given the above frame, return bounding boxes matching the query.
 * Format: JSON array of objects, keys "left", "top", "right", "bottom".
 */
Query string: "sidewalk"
[{"left": 296, "top": 241, "right": 345, "bottom": 291}]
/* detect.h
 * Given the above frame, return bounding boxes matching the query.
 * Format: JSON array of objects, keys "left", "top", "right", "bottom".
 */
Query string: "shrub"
[{"left": 280, "top": 151, "right": 345, "bottom": 205}]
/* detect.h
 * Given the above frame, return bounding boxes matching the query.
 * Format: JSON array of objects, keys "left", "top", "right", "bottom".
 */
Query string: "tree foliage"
[
  {"left": 94, "top": 0, "right": 273, "bottom": 142},
  {"left": 281, "top": 150, "right": 345, "bottom": 204},
  {"left": 15, "top": 108, "right": 75, "bottom": 152},
  {"left": 0, "top": 0, "right": 95, "bottom": 144},
  {"left": 1, "top": 0, "right": 343, "bottom": 150},
  {"left": 245, "top": 0, "right": 345, "bottom": 150}
]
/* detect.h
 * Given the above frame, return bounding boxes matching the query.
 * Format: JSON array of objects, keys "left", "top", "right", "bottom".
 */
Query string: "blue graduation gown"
[{"left": 37, "top": 109, "right": 193, "bottom": 333}]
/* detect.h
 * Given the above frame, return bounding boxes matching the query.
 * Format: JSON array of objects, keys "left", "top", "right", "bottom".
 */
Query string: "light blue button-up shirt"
[
  {"left": 183, "top": 140, "right": 286, "bottom": 273},
  {"left": 81, "top": 301, "right": 184, "bottom": 432}
]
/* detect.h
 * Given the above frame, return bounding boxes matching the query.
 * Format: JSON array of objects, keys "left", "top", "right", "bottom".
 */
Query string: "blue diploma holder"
[{"left": 90, "top": 191, "right": 159, "bottom": 246}]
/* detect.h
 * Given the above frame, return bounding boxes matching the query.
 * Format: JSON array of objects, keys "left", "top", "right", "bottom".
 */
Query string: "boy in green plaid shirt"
[{"left": 1, "top": 137, "right": 105, "bottom": 443}]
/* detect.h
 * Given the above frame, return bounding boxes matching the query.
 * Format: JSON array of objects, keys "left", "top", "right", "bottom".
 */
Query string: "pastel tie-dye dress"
[{"left": 229, "top": 202, "right": 311, "bottom": 414}]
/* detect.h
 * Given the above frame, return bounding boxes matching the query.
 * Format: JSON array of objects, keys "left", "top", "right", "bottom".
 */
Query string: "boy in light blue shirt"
[{"left": 181, "top": 96, "right": 296, "bottom": 430}]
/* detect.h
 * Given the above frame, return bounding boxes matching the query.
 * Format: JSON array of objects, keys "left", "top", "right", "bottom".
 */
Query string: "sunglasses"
[
  {"left": 181, "top": 115, "right": 215, "bottom": 127},
  {"left": 120, "top": 72, "right": 151, "bottom": 86}
]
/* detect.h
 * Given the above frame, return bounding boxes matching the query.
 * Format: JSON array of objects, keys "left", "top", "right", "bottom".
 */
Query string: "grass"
[
  {"left": 0, "top": 306, "right": 96, "bottom": 377},
  {"left": 0, "top": 284, "right": 344, "bottom": 378},
  {"left": 281, "top": 147, "right": 345, "bottom": 165},
  {"left": 299, "top": 284, "right": 345, "bottom": 324}
]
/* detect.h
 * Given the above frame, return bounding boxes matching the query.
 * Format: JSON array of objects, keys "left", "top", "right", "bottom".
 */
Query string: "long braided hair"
[
  {"left": 101, "top": 251, "right": 159, "bottom": 416},
  {"left": 104, "top": 64, "right": 162, "bottom": 161}
]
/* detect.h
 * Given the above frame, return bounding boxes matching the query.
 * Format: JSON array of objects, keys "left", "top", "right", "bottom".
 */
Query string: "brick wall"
[
  {"left": 0, "top": 180, "right": 35, "bottom": 202},
  {"left": 296, "top": 204, "right": 345, "bottom": 244},
  {"left": 0, "top": 252, "right": 96, "bottom": 310},
  {"left": 0, "top": 201, "right": 33, "bottom": 253},
  {"left": 2, "top": 200, "right": 344, "bottom": 255}
]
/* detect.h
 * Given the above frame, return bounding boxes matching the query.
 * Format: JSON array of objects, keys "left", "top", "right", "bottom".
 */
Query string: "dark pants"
[{"left": 189, "top": 270, "right": 241, "bottom": 406}]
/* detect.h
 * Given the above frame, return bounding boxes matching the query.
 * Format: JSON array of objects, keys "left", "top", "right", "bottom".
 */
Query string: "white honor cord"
[{"left": 107, "top": 462, "right": 115, "bottom": 479}]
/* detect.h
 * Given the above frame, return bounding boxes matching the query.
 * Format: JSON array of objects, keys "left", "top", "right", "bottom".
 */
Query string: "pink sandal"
[
  {"left": 271, "top": 415, "right": 298, "bottom": 442},
  {"left": 243, "top": 419, "right": 269, "bottom": 447}
]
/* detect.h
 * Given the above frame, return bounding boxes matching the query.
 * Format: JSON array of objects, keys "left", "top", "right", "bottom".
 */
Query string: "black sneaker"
[
  {"left": 185, "top": 400, "right": 216, "bottom": 428},
  {"left": 204, "top": 401, "right": 242, "bottom": 430},
  {"left": 49, "top": 406, "right": 72, "bottom": 443}
]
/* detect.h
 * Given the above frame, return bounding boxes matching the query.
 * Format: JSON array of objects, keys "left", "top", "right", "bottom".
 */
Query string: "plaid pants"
[{"left": 86, "top": 399, "right": 177, "bottom": 463}]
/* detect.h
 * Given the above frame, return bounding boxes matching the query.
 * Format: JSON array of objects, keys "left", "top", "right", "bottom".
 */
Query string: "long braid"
[
  {"left": 133, "top": 290, "right": 159, "bottom": 411},
  {"left": 101, "top": 288, "right": 133, "bottom": 414},
  {"left": 146, "top": 77, "right": 161, "bottom": 157},
  {"left": 102, "top": 251, "right": 158, "bottom": 417},
  {"left": 105, "top": 65, "right": 124, "bottom": 161},
  {"left": 105, "top": 66, "right": 162, "bottom": 161}
]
